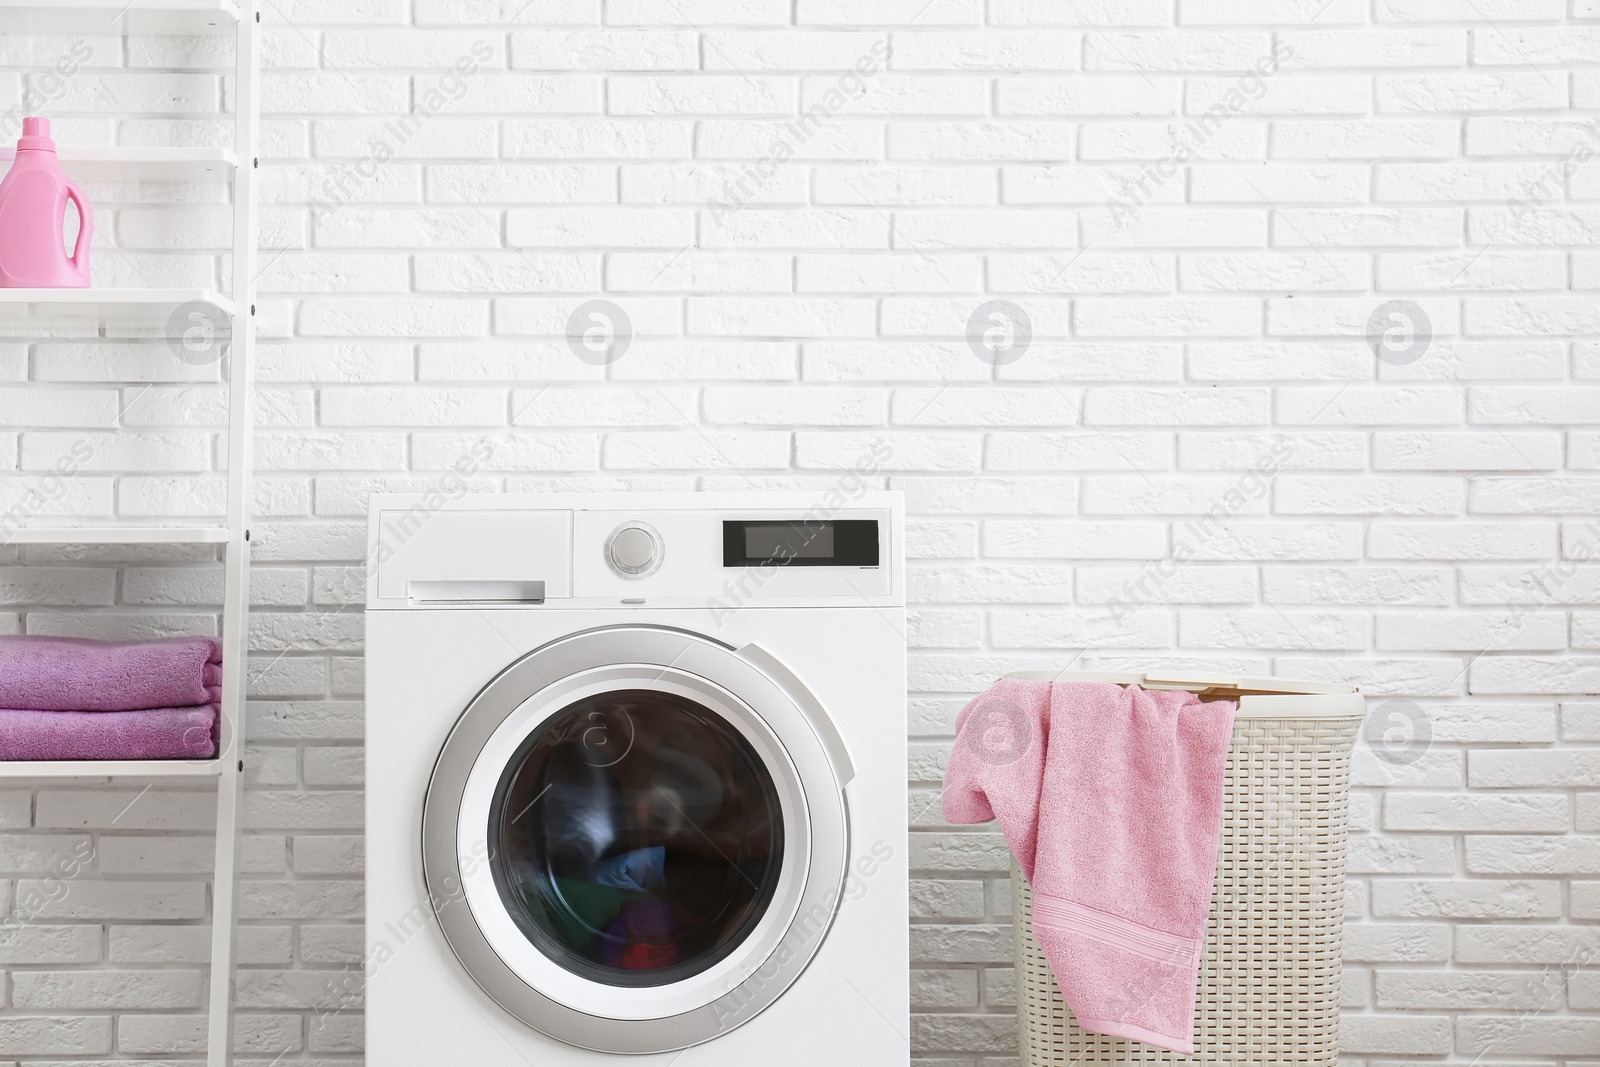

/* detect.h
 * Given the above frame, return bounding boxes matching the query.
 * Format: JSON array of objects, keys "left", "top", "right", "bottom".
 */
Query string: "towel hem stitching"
[{"left": 1030, "top": 892, "right": 1200, "bottom": 967}]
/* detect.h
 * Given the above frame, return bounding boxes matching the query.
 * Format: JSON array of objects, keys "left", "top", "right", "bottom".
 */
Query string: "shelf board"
[
  {"left": 0, "top": 0, "right": 240, "bottom": 35},
  {"left": 0, "top": 148, "right": 237, "bottom": 183},
  {"left": 0, "top": 758, "right": 224, "bottom": 779},
  {"left": 5, "top": 526, "right": 231, "bottom": 544},
  {"left": 0, "top": 288, "right": 235, "bottom": 328}
]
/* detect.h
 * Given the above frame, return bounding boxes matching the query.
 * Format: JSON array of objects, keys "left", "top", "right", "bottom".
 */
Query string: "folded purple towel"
[
  {"left": 0, "top": 636, "right": 221, "bottom": 711},
  {"left": 0, "top": 705, "right": 218, "bottom": 761}
]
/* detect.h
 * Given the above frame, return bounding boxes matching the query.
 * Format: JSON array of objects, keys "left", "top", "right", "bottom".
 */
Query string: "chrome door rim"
[{"left": 421, "top": 624, "right": 850, "bottom": 1054}]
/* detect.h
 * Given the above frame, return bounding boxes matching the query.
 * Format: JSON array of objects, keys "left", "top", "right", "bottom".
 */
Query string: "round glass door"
[
  {"left": 423, "top": 625, "right": 851, "bottom": 1053},
  {"left": 488, "top": 689, "right": 784, "bottom": 987}
]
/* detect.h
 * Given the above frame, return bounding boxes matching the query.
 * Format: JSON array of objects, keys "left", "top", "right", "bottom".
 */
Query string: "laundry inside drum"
[{"left": 488, "top": 689, "right": 785, "bottom": 987}]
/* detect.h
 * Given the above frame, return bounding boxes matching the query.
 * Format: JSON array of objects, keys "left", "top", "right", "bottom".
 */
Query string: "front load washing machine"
[{"left": 364, "top": 492, "right": 908, "bottom": 1065}]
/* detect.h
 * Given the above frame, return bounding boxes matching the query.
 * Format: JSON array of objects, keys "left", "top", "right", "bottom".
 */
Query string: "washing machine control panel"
[
  {"left": 574, "top": 507, "right": 894, "bottom": 600},
  {"left": 366, "top": 497, "right": 898, "bottom": 605}
]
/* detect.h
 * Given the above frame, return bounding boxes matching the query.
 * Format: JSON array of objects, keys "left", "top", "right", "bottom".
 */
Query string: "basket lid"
[{"left": 999, "top": 668, "right": 1364, "bottom": 720}]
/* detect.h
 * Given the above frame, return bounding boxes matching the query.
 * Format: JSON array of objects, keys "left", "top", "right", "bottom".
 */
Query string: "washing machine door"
[{"left": 421, "top": 624, "right": 853, "bottom": 1054}]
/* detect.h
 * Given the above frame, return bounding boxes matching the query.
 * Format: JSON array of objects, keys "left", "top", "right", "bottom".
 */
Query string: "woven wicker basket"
[{"left": 1006, "top": 670, "right": 1363, "bottom": 1067}]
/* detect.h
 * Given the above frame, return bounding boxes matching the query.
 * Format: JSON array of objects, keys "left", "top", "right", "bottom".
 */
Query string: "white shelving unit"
[
  {"left": 0, "top": 147, "right": 238, "bottom": 182},
  {"left": 0, "top": 287, "right": 237, "bottom": 326},
  {"left": 0, "top": 0, "right": 240, "bottom": 34},
  {"left": 0, "top": 526, "right": 233, "bottom": 544},
  {"left": 0, "top": 2, "right": 258, "bottom": 1064},
  {"left": 0, "top": 757, "right": 227, "bottom": 777}
]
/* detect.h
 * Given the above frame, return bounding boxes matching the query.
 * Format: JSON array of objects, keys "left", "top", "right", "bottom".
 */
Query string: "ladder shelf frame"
[{"left": 0, "top": 3, "right": 259, "bottom": 1065}]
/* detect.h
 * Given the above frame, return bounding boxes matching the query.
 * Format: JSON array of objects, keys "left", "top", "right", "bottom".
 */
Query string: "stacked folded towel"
[{"left": 0, "top": 636, "right": 221, "bottom": 761}]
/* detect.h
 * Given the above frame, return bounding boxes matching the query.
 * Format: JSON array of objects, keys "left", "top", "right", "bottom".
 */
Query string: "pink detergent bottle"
[{"left": 0, "top": 118, "right": 92, "bottom": 288}]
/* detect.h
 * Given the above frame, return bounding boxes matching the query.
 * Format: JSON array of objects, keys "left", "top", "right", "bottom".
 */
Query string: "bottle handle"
[{"left": 63, "top": 180, "right": 93, "bottom": 274}]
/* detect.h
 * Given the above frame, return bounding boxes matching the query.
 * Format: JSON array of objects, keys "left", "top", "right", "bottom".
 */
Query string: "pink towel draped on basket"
[
  {"left": 942, "top": 679, "right": 1236, "bottom": 1055},
  {"left": 0, "top": 635, "right": 221, "bottom": 711}
]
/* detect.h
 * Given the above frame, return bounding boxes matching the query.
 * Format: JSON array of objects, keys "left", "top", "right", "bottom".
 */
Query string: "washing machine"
[{"left": 364, "top": 492, "right": 908, "bottom": 1065}]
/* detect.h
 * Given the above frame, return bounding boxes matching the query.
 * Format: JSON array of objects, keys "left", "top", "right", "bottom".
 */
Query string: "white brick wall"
[{"left": 2, "top": 2, "right": 1599, "bottom": 1063}]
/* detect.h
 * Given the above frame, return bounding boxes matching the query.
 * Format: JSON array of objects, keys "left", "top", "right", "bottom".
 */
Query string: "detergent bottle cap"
[{"left": 17, "top": 118, "right": 55, "bottom": 152}]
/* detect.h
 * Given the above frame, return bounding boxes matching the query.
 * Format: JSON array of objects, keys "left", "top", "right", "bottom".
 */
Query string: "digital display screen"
[
  {"left": 745, "top": 522, "right": 834, "bottom": 560},
  {"left": 723, "top": 519, "right": 879, "bottom": 568}
]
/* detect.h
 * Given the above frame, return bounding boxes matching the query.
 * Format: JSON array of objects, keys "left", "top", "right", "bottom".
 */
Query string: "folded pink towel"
[
  {"left": 942, "top": 679, "right": 1236, "bottom": 1054},
  {"left": 0, "top": 705, "right": 218, "bottom": 761},
  {"left": 0, "top": 636, "right": 221, "bottom": 711}
]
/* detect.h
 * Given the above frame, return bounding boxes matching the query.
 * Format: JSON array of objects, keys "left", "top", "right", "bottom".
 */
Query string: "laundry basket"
[{"left": 1005, "top": 669, "right": 1364, "bottom": 1067}]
